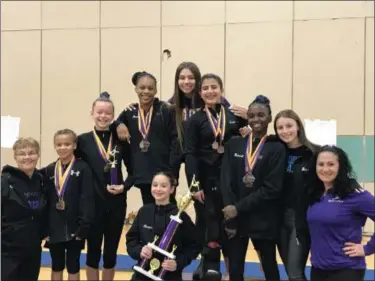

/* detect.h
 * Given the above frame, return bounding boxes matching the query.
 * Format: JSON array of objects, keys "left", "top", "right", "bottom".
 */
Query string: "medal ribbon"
[
  {"left": 93, "top": 130, "right": 113, "bottom": 163},
  {"left": 245, "top": 134, "right": 267, "bottom": 173},
  {"left": 205, "top": 106, "right": 226, "bottom": 141},
  {"left": 54, "top": 157, "right": 76, "bottom": 198},
  {"left": 138, "top": 105, "right": 153, "bottom": 139}
]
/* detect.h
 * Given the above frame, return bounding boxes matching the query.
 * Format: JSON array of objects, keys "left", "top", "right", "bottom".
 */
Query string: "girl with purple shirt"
[{"left": 307, "top": 145, "right": 374, "bottom": 281}]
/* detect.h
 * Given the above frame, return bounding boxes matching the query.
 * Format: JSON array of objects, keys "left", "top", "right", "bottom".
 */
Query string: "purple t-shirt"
[{"left": 307, "top": 189, "right": 375, "bottom": 270}]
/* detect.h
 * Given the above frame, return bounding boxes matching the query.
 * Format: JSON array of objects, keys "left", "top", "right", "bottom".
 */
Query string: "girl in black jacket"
[
  {"left": 43, "top": 129, "right": 95, "bottom": 280},
  {"left": 221, "top": 95, "right": 287, "bottom": 281},
  {"left": 274, "top": 109, "right": 317, "bottom": 281},
  {"left": 116, "top": 71, "right": 178, "bottom": 205},
  {"left": 1, "top": 137, "right": 48, "bottom": 281},
  {"left": 75, "top": 92, "right": 132, "bottom": 281},
  {"left": 126, "top": 171, "right": 200, "bottom": 281},
  {"left": 184, "top": 73, "right": 248, "bottom": 280}
]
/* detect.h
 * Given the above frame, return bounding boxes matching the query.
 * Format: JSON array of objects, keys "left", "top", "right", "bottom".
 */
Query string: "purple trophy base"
[{"left": 110, "top": 166, "right": 117, "bottom": 185}]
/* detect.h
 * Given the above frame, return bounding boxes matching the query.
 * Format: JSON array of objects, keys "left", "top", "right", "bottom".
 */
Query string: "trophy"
[
  {"left": 106, "top": 146, "right": 119, "bottom": 185},
  {"left": 133, "top": 175, "right": 200, "bottom": 280}
]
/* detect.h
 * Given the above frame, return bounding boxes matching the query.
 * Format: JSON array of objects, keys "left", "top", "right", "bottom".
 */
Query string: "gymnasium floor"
[{"left": 38, "top": 225, "right": 375, "bottom": 280}]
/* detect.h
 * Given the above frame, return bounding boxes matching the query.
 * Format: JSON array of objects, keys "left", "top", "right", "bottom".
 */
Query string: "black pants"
[
  {"left": 226, "top": 236, "right": 249, "bottom": 281},
  {"left": 252, "top": 238, "right": 280, "bottom": 281},
  {"left": 1, "top": 247, "right": 41, "bottom": 281},
  {"left": 311, "top": 267, "right": 365, "bottom": 281},
  {"left": 49, "top": 240, "right": 84, "bottom": 274},
  {"left": 138, "top": 184, "right": 177, "bottom": 205},
  {"left": 193, "top": 199, "right": 206, "bottom": 248},
  {"left": 277, "top": 209, "right": 310, "bottom": 281},
  {"left": 86, "top": 205, "right": 125, "bottom": 269},
  {"left": 200, "top": 178, "right": 227, "bottom": 273}
]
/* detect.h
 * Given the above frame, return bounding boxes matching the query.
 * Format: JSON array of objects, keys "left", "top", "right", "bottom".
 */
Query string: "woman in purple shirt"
[{"left": 307, "top": 145, "right": 374, "bottom": 281}]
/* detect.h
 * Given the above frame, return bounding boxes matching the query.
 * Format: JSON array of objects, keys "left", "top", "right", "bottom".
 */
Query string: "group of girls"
[{"left": 1, "top": 61, "right": 374, "bottom": 281}]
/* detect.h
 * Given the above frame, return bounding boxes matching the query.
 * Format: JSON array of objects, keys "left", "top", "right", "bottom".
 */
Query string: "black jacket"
[
  {"left": 281, "top": 145, "right": 316, "bottom": 242},
  {"left": 42, "top": 158, "right": 95, "bottom": 244},
  {"left": 169, "top": 97, "right": 232, "bottom": 182},
  {"left": 117, "top": 98, "right": 178, "bottom": 185},
  {"left": 75, "top": 125, "right": 132, "bottom": 209},
  {"left": 126, "top": 203, "right": 200, "bottom": 281},
  {"left": 1, "top": 166, "right": 48, "bottom": 257},
  {"left": 185, "top": 104, "right": 248, "bottom": 187},
  {"left": 220, "top": 135, "right": 287, "bottom": 239}
]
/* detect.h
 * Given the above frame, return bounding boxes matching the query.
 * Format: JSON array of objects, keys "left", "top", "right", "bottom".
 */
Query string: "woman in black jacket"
[
  {"left": 274, "top": 109, "right": 317, "bottom": 281},
  {"left": 43, "top": 129, "right": 95, "bottom": 280},
  {"left": 221, "top": 95, "right": 287, "bottom": 281},
  {"left": 126, "top": 171, "right": 200, "bottom": 281},
  {"left": 1, "top": 137, "right": 48, "bottom": 281}
]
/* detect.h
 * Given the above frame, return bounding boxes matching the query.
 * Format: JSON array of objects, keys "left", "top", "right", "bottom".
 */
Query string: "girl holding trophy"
[
  {"left": 75, "top": 92, "right": 133, "bottom": 281},
  {"left": 126, "top": 172, "right": 200, "bottom": 281}
]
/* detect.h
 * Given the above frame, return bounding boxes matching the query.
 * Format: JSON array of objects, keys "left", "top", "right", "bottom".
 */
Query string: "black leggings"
[
  {"left": 252, "top": 238, "right": 280, "bottom": 281},
  {"left": 86, "top": 205, "right": 125, "bottom": 269},
  {"left": 1, "top": 247, "right": 41, "bottom": 281},
  {"left": 311, "top": 267, "right": 365, "bottom": 281},
  {"left": 226, "top": 236, "right": 249, "bottom": 281},
  {"left": 49, "top": 240, "right": 84, "bottom": 274},
  {"left": 277, "top": 209, "right": 310, "bottom": 281}
]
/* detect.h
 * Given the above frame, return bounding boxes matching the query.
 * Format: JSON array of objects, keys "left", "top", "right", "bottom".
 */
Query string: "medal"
[
  {"left": 243, "top": 172, "right": 255, "bottom": 187},
  {"left": 93, "top": 129, "right": 113, "bottom": 167},
  {"left": 212, "top": 141, "right": 219, "bottom": 150},
  {"left": 56, "top": 198, "right": 65, "bottom": 210},
  {"left": 54, "top": 157, "right": 75, "bottom": 210},
  {"left": 217, "top": 145, "right": 225, "bottom": 154},
  {"left": 139, "top": 139, "right": 150, "bottom": 152},
  {"left": 205, "top": 106, "right": 226, "bottom": 153},
  {"left": 244, "top": 133, "right": 267, "bottom": 187},
  {"left": 138, "top": 105, "right": 153, "bottom": 151}
]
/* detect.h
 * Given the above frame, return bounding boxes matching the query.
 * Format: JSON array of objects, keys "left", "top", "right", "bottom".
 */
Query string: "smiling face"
[
  {"left": 14, "top": 146, "right": 39, "bottom": 174},
  {"left": 200, "top": 78, "right": 222, "bottom": 107},
  {"left": 316, "top": 151, "right": 339, "bottom": 186},
  {"left": 136, "top": 76, "right": 157, "bottom": 105},
  {"left": 247, "top": 103, "right": 271, "bottom": 135},
  {"left": 275, "top": 117, "right": 300, "bottom": 147},
  {"left": 151, "top": 174, "right": 175, "bottom": 205},
  {"left": 92, "top": 101, "right": 114, "bottom": 130},
  {"left": 54, "top": 133, "right": 76, "bottom": 162},
  {"left": 178, "top": 68, "right": 196, "bottom": 96}
]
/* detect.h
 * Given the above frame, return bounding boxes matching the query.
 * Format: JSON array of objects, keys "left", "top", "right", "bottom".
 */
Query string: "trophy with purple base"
[
  {"left": 107, "top": 146, "right": 120, "bottom": 185},
  {"left": 133, "top": 175, "right": 200, "bottom": 280}
]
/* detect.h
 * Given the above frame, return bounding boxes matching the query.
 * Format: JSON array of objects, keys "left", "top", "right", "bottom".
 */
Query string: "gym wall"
[{"left": 1, "top": 1, "right": 374, "bottom": 232}]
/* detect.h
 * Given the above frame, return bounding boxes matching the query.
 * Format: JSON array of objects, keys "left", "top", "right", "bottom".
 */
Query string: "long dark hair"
[
  {"left": 308, "top": 145, "right": 360, "bottom": 204},
  {"left": 274, "top": 109, "right": 316, "bottom": 153},
  {"left": 170, "top": 62, "right": 203, "bottom": 150}
]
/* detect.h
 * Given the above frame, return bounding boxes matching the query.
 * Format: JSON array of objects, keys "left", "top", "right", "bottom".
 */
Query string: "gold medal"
[{"left": 206, "top": 106, "right": 226, "bottom": 152}]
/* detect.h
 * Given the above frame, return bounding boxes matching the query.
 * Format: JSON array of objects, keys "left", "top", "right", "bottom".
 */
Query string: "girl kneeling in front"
[{"left": 126, "top": 172, "right": 200, "bottom": 280}]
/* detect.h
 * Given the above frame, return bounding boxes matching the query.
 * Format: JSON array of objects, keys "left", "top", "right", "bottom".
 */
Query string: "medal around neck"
[
  {"left": 54, "top": 157, "right": 76, "bottom": 211},
  {"left": 243, "top": 134, "right": 267, "bottom": 188},
  {"left": 138, "top": 106, "right": 153, "bottom": 153},
  {"left": 139, "top": 139, "right": 150, "bottom": 152},
  {"left": 133, "top": 175, "right": 200, "bottom": 280}
]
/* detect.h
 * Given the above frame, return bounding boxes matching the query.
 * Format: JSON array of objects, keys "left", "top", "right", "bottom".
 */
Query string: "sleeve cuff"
[{"left": 364, "top": 244, "right": 374, "bottom": 256}]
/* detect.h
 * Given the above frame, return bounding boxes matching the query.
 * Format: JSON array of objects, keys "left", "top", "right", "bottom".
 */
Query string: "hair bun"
[
  {"left": 100, "top": 91, "right": 110, "bottom": 99},
  {"left": 255, "top": 95, "right": 270, "bottom": 105},
  {"left": 131, "top": 71, "right": 146, "bottom": 86}
]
